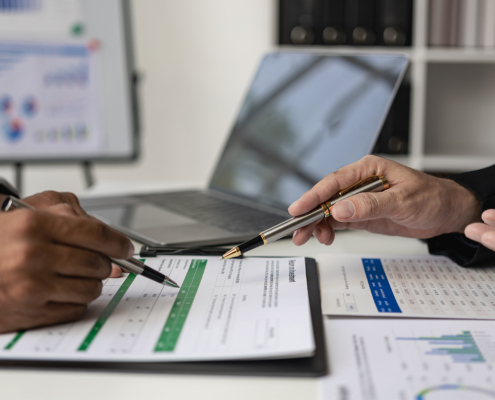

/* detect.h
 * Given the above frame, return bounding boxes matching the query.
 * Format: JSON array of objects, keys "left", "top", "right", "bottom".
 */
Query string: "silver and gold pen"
[
  {"left": 1, "top": 196, "right": 180, "bottom": 289},
  {"left": 221, "top": 175, "right": 389, "bottom": 259}
]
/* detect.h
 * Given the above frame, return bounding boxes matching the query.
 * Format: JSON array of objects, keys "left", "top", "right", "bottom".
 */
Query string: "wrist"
[{"left": 447, "top": 179, "right": 481, "bottom": 234}]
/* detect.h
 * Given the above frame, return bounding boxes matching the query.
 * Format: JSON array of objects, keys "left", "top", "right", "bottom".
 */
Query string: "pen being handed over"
[{"left": 221, "top": 175, "right": 389, "bottom": 259}]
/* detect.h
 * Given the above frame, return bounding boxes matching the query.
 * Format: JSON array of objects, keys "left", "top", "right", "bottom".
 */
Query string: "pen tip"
[
  {"left": 163, "top": 277, "right": 180, "bottom": 288},
  {"left": 219, "top": 256, "right": 224, "bottom": 260},
  {"left": 221, "top": 247, "right": 242, "bottom": 260}
]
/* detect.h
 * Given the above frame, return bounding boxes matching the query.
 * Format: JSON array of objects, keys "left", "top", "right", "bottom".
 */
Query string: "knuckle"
[
  {"left": 93, "top": 221, "right": 112, "bottom": 244},
  {"left": 360, "top": 194, "right": 379, "bottom": 217},
  {"left": 362, "top": 154, "right": 381, "bottom": 165},
  {"left": 61, "top": 192, "right": 80, "bottom": 206},
  {"left": 41, "top": 190, "right": 63, "bottom": 203},
  {"left": 85, "top": 253, "right": 111, "bottom": 279},
  {"left": 57, "top": 203, "right": 78, "bottom": 216}
]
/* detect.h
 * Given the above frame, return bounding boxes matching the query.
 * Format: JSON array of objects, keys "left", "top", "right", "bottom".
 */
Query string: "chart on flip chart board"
[
  {"left": 317, "top": 254, "right": 495, "bottom": 319},
  {"left": 0, "top": 256, "right": 314, "bottom": 362}
]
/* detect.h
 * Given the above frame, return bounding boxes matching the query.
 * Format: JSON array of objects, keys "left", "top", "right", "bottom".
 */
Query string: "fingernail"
[
  {"left": 293, "top": 229, "right": 300, "bottom": 239},
  {"left": 128, "top": 242, "right": 136, "bottom": 258},
  {"left": 466, "top": 231, "right": 481, "bottom": 242},
  {"left": 334, "top": 201, "right": 355, "bottom": 220}
]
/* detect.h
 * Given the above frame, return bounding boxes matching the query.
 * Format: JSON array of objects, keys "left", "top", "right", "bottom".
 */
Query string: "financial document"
[
  {"left": 0, "top": 256, "right": 314, "bottom": 362},
  {"left": 317, "top": 254, "right": 495, "bottom": 319},
  {"left": 321, "top": 318, "right": 495, "bottom": 400}
]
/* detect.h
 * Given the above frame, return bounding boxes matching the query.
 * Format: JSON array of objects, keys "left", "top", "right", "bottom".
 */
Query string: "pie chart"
[
  {"left": 3, "top": 118, "right": 23, "bottom": 142},
  {"left": 417, "top": 385, "right": 495, "bottom": 400}
]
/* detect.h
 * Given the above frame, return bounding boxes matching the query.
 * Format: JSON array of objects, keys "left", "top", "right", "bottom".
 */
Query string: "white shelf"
[
  {"left": 422, "top": 155, "right": 495, "bottom": 172},
  {"left": 425, "top": 49, "right": 495, "bottom": 63},
  {"left": 378, "top": 154, "right": 495, "bottom": 173},
  {"left": 282, "top": 0, "right": 495, "bottom": 173}
]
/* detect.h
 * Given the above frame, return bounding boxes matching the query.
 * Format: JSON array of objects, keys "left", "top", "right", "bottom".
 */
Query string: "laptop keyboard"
[{"left": 141, "top": 191, "right": 287, "bottom": 233}]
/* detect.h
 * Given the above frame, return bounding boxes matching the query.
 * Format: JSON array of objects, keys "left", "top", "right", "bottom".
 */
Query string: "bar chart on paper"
[
  {"left": 321, "top": 318, "right": 495, "bottom": 400},
  {"left": 317, "top": 254, "right": 495, "bottom": 319},
  {"left": 0, "top": 256, "right": 315, "bottom": 362}
]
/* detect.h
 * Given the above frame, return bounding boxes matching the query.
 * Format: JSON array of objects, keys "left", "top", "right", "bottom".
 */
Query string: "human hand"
[
  {"left": 23, "top": 191, "right": 89, "bottom": 217},
  {"left": 288, "top": 155, "right": 481, "bottom": 246},
  {"left": 465, "top": 210, "right": 495, "bottom": 251},
  {"left": 23, "top": 191, "right": 123, "bottom": 277},
  {"left": 0, "top": 206, "right": 134, "bottom": 333}
]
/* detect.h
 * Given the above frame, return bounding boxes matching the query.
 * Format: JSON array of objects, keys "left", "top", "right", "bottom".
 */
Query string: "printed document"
[
  {"left": 317, "top": 254, "right": 495, "bottom": 319},
  {"left": 321, "top": 318, "right": 495, "bottom": 400},
  {"left": 0, "top": 256, "right": 314, "bottom": 362}
]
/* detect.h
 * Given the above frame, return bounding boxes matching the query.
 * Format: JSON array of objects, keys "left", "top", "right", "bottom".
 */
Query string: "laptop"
[{"left": 80, "top": 52, "right": 409, "bottom": 247}]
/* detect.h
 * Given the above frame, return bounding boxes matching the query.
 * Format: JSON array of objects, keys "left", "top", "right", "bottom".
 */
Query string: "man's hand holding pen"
[
  {"left": 289, "top": 155, "right": 482, "bottom": 246},
  {"left": 0, "top": 191, "right": 134, "bottom": 333}
]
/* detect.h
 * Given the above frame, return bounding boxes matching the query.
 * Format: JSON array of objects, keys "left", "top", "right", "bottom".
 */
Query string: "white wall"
[{"left": 0, "top": 0, "right": 277, "bottom": 196}]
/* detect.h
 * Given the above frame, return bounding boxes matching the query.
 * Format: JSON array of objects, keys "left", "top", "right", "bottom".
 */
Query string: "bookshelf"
[{"left": 280, "top": 0, "right": 495, "bottom": 173}]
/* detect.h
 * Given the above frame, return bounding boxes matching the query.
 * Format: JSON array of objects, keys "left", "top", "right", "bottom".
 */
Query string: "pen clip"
[{"left": 336, "top": 175, "right": 382, "bottom": 198}]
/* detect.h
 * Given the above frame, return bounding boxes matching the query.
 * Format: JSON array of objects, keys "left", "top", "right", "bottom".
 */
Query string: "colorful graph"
[
  {"left": 0, "top": 95, "right": 12, "bottom": 114},
  {"left": 397, "top": 330, "right": 485, "bottom": 363},
  {"left": 22, "top": 96, "right": 37, "bottom": 117},
  {"left": 0, "top": 0, "right": 40, "bottom": 12},
  {"left": 417, "top": 384, "right": 495, "bottom": 400},
  {"left": 3, "top": 118, "right": 23, "bottom": 142},
  {"left": 43, "top": 62, "right": 89, "bottom": 87}
]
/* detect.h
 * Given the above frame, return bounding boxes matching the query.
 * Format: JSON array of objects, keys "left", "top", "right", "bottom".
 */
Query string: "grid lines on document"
[
  {"left": 154, "top": 259, "right": 207, "bottom": 352},
  {"left": 108, "top": 272, "right": 168, "bottom": 354},
  {"left": 380, "top": 257, "right": 495, "bottom": 317},
  {"left": 78, "top": 273, "right": 137, "bottom": 351},
  {"left": 4, "top": 331, "right": 25, "bottom": 350},
  {"left": 3, "top": 275, "right": 125, "bottom": 352},
  {"left": 195, "top": 258, "right": 246, "bottom": 352}
]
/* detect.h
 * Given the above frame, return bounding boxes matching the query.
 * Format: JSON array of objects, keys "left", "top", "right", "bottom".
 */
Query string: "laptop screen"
[{"left": 209, "top": 52, "right": 408, "bottom": 211}]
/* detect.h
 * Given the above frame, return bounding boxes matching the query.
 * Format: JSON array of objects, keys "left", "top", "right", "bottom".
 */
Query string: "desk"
[{"left": 0, "top": 183, "right": 430, "bottom": 400}]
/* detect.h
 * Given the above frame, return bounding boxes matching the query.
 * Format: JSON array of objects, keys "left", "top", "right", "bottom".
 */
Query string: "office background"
[
  {"left": 1, "top": 0, "right": 495, "bottom": 196},
  {"left": 0, "top": 0, "right": 276, "bottom": 196}
]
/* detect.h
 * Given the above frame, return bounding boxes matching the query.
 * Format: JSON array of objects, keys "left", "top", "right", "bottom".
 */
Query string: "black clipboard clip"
[{"left": 139, "top": 245, "right": 232, "bottom": 258}]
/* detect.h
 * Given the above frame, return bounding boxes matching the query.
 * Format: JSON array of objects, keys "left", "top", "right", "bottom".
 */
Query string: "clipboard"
[{"left": 0, "top": 258, "right": 327, "bottom": 377}]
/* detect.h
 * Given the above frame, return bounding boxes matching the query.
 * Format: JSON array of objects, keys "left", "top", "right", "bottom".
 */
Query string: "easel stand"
[{"left": 13, "top": 162, "right": 96, "bottom": 198}]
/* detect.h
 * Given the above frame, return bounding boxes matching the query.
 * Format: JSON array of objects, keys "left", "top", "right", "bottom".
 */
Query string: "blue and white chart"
[
  {"left": 317, "top": 254, "right": 495, "bottom": 319},
  {"left": 321, "top": 318, "right": 495, "bottom": 400}
]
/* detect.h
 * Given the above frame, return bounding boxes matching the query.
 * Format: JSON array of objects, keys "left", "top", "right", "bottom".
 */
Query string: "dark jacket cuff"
[{"left": 427, "top": 164, "right": 495, "bottom": 267}]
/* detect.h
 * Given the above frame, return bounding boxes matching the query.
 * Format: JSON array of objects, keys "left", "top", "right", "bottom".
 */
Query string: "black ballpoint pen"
[
  {"left": 221, "top": 175, "right": 389, "bottom": 260},
  {"left": 1, "top": 196, "right": 180, "bottom": 289}
]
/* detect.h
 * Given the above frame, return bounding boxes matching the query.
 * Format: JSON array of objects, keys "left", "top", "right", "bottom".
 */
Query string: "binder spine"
[
  {"left": 344, "top": 0, "right": 376, "bottom": 45},
  {"left": 319, "top": 0, "right": 346, "bottom": 45},
  {"left": 376, "top": 0, "right": 412, "bottom": 46},
  {"left": 279, "top": 0, "right": 317, "bottom": 45},
  {"left": 279, "top": 0, "right": 412, "bottom": 47}
]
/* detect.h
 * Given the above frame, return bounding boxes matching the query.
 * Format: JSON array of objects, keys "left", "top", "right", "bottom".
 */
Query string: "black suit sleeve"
[
  {"left": 426, "top": 164, "right": 495, "bottom": 267},
  {"left": 0, "top": 178, "right": 19, "bottom": 198}
]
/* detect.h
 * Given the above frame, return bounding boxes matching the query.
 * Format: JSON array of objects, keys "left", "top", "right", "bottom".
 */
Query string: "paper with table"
[
  {"left": 320, "top": 317, "right": 495, "bottom": 400},
  {"left": 317, "top": 254, "right": 495, "bottom": 319},
  {"left": 0, "top": 256, "right": 314, "bottom": 362}
]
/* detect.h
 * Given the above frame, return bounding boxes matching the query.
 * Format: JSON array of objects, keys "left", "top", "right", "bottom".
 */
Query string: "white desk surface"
[{"left": 1, "top": 182, "right": 430, "bottom": 400}]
